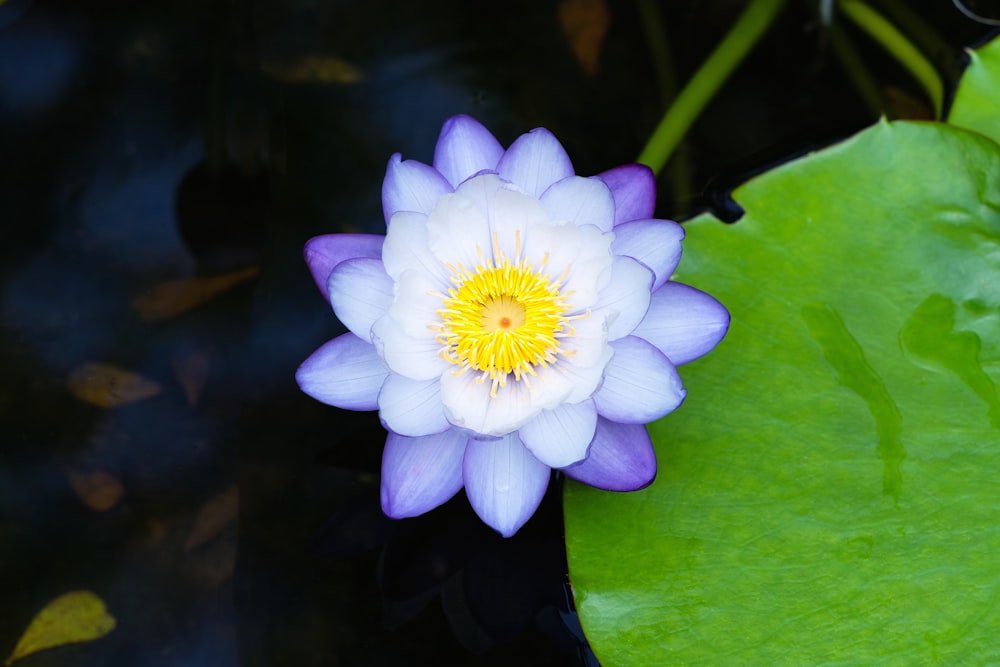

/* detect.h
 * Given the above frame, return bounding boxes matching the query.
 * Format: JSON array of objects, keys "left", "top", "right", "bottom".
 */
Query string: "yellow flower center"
[{"left": 435, "top": 235, "right": 573, "bottom": 396}]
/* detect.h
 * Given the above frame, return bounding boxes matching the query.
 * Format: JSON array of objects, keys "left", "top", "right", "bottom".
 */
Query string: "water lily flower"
[{"left": 297, "top": 115, "right": 729, "bottom": 537}]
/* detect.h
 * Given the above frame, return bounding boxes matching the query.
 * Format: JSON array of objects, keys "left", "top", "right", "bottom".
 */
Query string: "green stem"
[
  {"left": 829, "top": 22, "right": 889, "bottom": 118},
  {"left": 636, "top": 0, "right": 788, "bottom": 175},
  {"left": 868, "top": 0, "right": 960, "bottom": 81},
  {"left": 838, "top": 0, "right": 943, "bottom": 118}
]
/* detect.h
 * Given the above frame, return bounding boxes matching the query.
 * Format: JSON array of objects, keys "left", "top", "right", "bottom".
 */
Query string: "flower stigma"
[{"left": 434, "top": 233, "right": 574, "bottom": 397}]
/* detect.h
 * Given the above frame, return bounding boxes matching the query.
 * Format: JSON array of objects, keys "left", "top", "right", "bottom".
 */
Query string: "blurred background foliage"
[{"left": 0, "top": 0, "right": 995, "bottom": 665}]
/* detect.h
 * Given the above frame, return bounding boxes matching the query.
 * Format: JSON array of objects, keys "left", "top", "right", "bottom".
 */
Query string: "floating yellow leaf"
[
  {"left": 558, "top": 0, "right": 610, "bottom": 76},
  {"left": 133, "top": 266, "right": 259, "bottom": 323},
  {"left": 66, "top": 362, "right": 162, "bottom": 408},
  {"left": 261, "top": 55, "right": 363, "bottom": 84},
  {"left": 6, "top": 591, "right": 116, "bottom": 665}
]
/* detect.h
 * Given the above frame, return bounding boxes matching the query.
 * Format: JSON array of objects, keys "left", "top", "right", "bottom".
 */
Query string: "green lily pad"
[
  {"left": 949, "top": 36, "right": 1000, "bottom": 145},
  {"left": 565, "top": 117, "right": 1000, "bottom": 664}
]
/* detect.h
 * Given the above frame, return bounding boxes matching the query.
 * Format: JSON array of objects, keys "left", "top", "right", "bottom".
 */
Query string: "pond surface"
[{"left": 0, "top": 0, "right": 994, "bottom": 665}]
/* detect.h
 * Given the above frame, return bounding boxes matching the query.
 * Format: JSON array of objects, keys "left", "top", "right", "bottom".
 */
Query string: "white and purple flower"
[{"left": 297, "top": 115, "right": 728, "bottom": 537}]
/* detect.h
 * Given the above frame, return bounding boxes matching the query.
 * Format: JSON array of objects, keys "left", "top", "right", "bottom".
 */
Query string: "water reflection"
[
  {"left": 801, "top": 303, "right": 905, "bottom": 499},
  {"left": 900, "top": 294, "right": 1000, "bottom": 427}
]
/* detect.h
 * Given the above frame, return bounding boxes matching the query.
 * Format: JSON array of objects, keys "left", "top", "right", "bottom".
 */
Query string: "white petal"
[
  {"left": 520, "top": 364, "right": 574, "bottom": 410},
  {"left": 633, "top": 282, "right": 730, "bottom": 366},
  {"left": 385, "top": 269, "right": 445, "bottom": 340},
  {"left": 425, "top": 191, "right": 491, "bottom": 270},
  {"left": 522, "top": 222, "right": 613, "bottom": 310},
  {"left": 381, "top": 211, "right": 450, "bottom": 285},
  {"left": 378, "top": 373, "right": 450, "bottom": 437},
  {"left": 439, "top": 370, "right": 539, "bottom": 436},
  {"left": 328, "top": 258, "right": 393, "bottom": 340},
  {"left": 463, "top": 433, "right": 550, "bottom": 537},
  {"left": 611, "top": 219, "right": 684, "bottom": 291},
  {"left": 591, "top": 256, "right": 653, "bottom": 341},
  {"left": 535, "top": 343, "right": 612, "bottom": 404},
  {"left": 296, "top": 333, "right": 387, "bottom": 410},
  {"left": 593, "top": 336, "right": 686, "bottom": 423},
  {"left": 562, "top": 255, "right": 615, "bottom": 312},
  {"left": 539, "top": 176, "right": 615, "bottom": 232},
  {"left": 558, "top": 308, "right": 610, "bottom": 368},
  {"left": 518, "top": 400, "right": 597, "bottom": 468},
  {"left": 371, "top": 314, "right": 450, "bottom": 381},
  {"left": 521, "top": 220, "right": 581, "bottom": 275},
  {"left": 381, "top": 153, "right": 453, "bottom": 224},
  {"left": 444, "top": 174, "right": 552, "bottom": 262},
  {"left": 489, "top": 185, "right": 552, "bottom": 260},
  {"left": 381, "top": 429, "right": 467, "bottom": 518},
  {"left": 433, "top": 115, "right": 505, "bottom": 187},
  {"left": 496, "top": 128, "right": 574, "bottom": 197}
]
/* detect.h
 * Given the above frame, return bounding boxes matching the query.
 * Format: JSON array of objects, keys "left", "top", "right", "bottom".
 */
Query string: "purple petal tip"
[{"left": 598, "top": 163, "right": 657, "bottom": 226}]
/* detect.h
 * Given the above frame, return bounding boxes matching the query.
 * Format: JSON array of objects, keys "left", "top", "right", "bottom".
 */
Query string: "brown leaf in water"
[
  {"left": 184, "top": 486, "right": 239, "bottom": 553},
  {"left": 558, "top": 0, "right": 610, "bottom": 76},
  {"left": 142, "top": 518, "right": 170, "bottom": 550},
  {"left": 67, "top": 469, "right": 125, "bottom": 512},
  {"left": 884, "top": 84, "right": 934, "bottom": 120},
  {"left": 6, "top": 591, "right": 116, "bottom": 665},
  {"left": 66, "top": 363, "right": 162, "bottom": 408},
  {"left": 185, "top": 532, "right": 238, "bottom": 587},
  {"left": 262, "top": 54, "right": 363, "bottom": 84},
  {"left": 172, "top": 347, "right": 214, "bottom": 407},
  {"left": 133, "top": 266, "right": 259, "bottom": 323}
]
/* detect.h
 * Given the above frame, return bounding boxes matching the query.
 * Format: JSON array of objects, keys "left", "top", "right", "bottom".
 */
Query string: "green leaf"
[
  {"left": 565, "top": 119, "right": 1000, "bottom": 664},
  {"left": 949, "top": 35, "right": 1000, "bottom": 145}
]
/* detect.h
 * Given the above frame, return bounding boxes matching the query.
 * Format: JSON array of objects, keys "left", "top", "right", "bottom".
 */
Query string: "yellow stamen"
[{"left": 435, "top": 237, "right": 571, "bottom": 397}]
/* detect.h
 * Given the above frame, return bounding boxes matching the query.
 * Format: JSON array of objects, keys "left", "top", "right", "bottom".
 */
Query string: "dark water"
[{"left": 0, "top": 0, "right": 994, "bottom": 665}]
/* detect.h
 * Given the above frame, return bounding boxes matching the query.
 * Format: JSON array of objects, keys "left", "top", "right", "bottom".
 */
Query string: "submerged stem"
[
  {"left": 635, "top": 0, "right": 693, "bottom": 206},
  {"left": 838, "top": 0, "right": 943, "bottom": 118},
  {"left": 829, "top": 22, "right": 888, "bottom": 118},
  {"left": 636, "top": 0, "right": 788, "bottom": 175}
]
